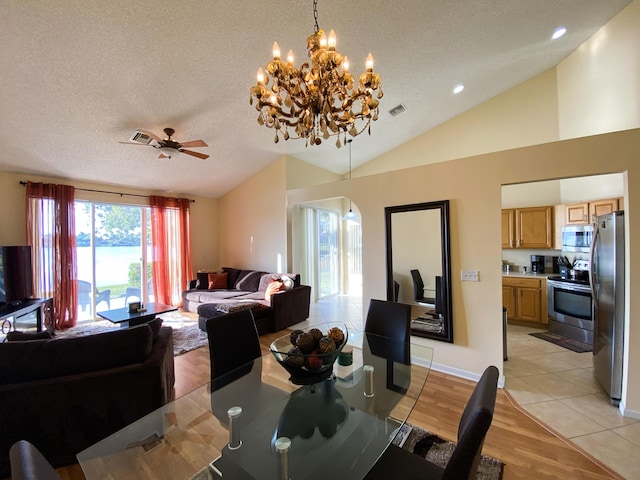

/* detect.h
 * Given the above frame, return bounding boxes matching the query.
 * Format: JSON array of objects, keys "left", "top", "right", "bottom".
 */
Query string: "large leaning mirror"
[{"left": 385, "top": 200, "right": 453, "bottom": 343}]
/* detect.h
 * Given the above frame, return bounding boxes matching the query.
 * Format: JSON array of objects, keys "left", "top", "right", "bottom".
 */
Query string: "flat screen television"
[{"left": 0, "top": 245, "right": 34, "bottom": 306}]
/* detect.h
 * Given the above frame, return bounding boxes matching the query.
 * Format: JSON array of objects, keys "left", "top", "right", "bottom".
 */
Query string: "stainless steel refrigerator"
[{"left": 590, "top": 211, "right": 625, "bottom": 405}]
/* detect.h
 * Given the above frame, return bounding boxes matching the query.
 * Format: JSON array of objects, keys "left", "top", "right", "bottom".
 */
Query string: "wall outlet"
[{"left": 461, "top": 270, "right": 479, "bottom": 282}]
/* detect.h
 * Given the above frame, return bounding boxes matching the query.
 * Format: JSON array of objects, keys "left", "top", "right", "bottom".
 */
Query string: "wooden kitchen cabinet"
[
  {"left": 502, "top": 277, "right": 547, "bottom": 324},
  {"left": 501, "top": 209, "right": 515, "bottom": 248},
  {"left": 565, "top": 198, "right": 619, "bottom": 225},
  {"left": 566, "top": 203, "right": 589, "bottom": 225},
  {"left": 589, "top": 198, "right": 619, "bottom": 223},
  {"left": 501, "top": 206, "right": 553, "bottom": 249},
  {"left": 515, "top": 206, "right": 553, "bottom": 249}
]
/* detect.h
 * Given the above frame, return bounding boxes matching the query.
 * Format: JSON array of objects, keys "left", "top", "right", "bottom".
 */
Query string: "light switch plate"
[{"left": 461, "top": 270, "right": 479, "bottom": 282}]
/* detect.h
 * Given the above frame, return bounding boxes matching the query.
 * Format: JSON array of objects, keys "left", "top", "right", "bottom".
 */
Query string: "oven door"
[{"left": 547, "top": 279, "right": 594, "bottom": 344}]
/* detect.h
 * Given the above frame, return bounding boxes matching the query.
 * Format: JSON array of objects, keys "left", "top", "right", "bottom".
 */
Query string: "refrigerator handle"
[{"left": 589, "top": 220, "right": 600, "bottom": 303}]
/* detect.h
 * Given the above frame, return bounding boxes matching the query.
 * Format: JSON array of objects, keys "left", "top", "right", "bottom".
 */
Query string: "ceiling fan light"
[{"left": 159, "top": 146, "right": 179, "bottom": 158}]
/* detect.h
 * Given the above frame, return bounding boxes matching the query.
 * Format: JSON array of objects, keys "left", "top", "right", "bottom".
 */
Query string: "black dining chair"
[
  {"left": 205, "top": 309, "right": 288, "bottom": 428},
  {"left": 365, "top": 298, "right": 411, "bottom": 342},
  {"left": 364, "top": 299, "right": 412, "bottom": 396},
  {"left": 410, "top": 269, "right": 437, "bottom": 306},
  {"left": 205, "top": 309, "right": 262, "bottom": 389},
  {"left": 9, "top": 440, "right": 60, "bottom": 480},
  {"left": 364, "top": 365, "right": 500, "bottom": 480}
]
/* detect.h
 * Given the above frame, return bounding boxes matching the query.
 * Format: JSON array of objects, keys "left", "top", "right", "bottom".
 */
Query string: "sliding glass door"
[
  {"left": 75, "top": 202, "right": 151, "bottom": 321},
  {"left": 318, "top": 210, "right": 339, "bottom": 298}
]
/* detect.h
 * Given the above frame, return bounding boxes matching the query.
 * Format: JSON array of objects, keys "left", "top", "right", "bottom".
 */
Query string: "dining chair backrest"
[
  {"left": 9, "top": 440, "right": 60, "bottom": 480},
  {"left": 365, "top": 299, "right": 411, "bottom": 342},
  {"left": 363, "top": 365, "right": 499, "bottom": 480},
  {"left": 444, "top": 365, "right": 499, "bottom": 479},
  {"left": 205, "top": 309, "right": 262, "bottom": 389}
]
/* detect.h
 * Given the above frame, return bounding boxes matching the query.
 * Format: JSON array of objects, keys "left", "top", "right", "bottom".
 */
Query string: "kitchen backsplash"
[{"left": 501, "top": 249, "right": 589, "bottom": 272}]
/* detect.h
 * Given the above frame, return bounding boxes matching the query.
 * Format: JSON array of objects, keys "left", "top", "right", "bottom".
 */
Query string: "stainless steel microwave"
[{"left": 561, "top": 225, "right": 594, "bottom": 253}]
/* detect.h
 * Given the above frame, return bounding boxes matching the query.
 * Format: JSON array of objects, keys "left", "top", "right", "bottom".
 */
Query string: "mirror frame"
[{"left": 384, "top": 200, "right": 453, "bottom": 343}]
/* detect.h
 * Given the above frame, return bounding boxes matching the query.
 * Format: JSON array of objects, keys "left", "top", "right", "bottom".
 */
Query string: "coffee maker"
[{"left": 530, "top": 255, "right": 545, "bottom": 273}]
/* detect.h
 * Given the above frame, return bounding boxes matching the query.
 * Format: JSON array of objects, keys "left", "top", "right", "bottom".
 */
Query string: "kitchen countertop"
[{"left": 502, "top": 272, "right": 553, "bottom": 279}]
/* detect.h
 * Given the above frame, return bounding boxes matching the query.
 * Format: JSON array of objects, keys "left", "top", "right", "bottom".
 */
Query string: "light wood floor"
[{"left": 51, "top": 329, "right": 622, "bottom": 480}]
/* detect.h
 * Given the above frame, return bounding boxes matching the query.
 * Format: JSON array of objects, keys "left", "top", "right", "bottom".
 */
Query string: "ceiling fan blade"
[
  {"left": 180, "top": 149, "right": 209, "bottom": 160},
  {"left": 158, "top": 153, "right": 169, "bottom": 158},
  {"left": 119, "top": 141, "right": 152, "bottom": 145},
  {"left": 139, "top": 129, "right": 162, "bottom": 142},
  {"left": 180, "top": 139, "right": 208, "bottom": 148}
]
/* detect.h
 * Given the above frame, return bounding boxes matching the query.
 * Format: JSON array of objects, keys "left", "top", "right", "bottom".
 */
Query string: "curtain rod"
[{"left": 19, "top": 181, "right": 195, "bottom": 203}]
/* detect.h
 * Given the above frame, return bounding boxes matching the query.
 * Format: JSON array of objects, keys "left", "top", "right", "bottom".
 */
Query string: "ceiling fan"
[{"left": 120, "top": 127, "right": 209, "bottom": 159}]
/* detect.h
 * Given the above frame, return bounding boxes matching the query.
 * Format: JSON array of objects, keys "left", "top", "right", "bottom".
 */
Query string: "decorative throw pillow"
[
  {"left": 265, "top": 280, "right": 284, "bottom": 301},
  {"left": 258, "top": 273, "right": 275, "bottom": 292},
  {"left": 279, "top": 274, "right": 295, "bottom": 291},
  {"left": 6, "top": 330, "right": 52, "bottom": 342},
  {"left": 208, "top": 272, "right": 228, "bottom": 289}
]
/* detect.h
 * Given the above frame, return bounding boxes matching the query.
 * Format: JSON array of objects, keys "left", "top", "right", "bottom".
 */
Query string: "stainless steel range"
[{"left": 547, "top": 272, "right": 593, "bottom": 345}]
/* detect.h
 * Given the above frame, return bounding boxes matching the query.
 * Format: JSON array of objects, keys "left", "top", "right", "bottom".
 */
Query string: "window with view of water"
[{"left": 75, "top": 202, "right": 152, "bottom": 321}]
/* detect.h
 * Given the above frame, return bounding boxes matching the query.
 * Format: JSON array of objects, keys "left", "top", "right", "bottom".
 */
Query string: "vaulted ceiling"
[{"left": 0, "top": 1, "right": 632, "bottom": 198}]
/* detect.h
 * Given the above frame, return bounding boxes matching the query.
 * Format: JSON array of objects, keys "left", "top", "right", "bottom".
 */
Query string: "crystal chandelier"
[{"left": 249, "top": 0, "right": 382, "bottom": 148}]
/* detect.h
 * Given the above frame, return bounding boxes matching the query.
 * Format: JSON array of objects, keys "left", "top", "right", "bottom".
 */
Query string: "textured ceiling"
[{"left": 0, "top": 0, "right": 632, "bottom": 198}]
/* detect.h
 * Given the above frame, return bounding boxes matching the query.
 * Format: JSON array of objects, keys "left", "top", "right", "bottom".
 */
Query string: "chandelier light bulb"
[
  {"left": 366, "top": 53, "right": 374, "bottom": 71},
  {"left": 343, "top": 56, "right": 349, "bottom": 71},
  {"left": 272, "top": 42, "right": 281, "bottom": 59},
  {"left": 319, "top": 31, "right": 328, "bottom": 48},
  {"left": 328, "top": 30, "right": 337, "bottom": 49},
  {"left": 256, "top": 68, "right": 265, "bottom": 85},
  {"left": 287, "top": 50, "right": 295, "bottom": 65}
]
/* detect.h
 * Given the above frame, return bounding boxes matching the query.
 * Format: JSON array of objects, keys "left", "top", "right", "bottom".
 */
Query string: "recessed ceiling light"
[
  {"left": 552, "top": 26, "right": 567, "bottom": 40},
  {"left": 453, "top": 84, "right": 464, "bottom": 94}
]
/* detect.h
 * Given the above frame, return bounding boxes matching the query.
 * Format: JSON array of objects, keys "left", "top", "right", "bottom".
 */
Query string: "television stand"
[{"left": 0, "top": 298, "right": 53, "bottom": 335}]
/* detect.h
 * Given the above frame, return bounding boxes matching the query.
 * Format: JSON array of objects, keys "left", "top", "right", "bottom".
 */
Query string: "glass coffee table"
[
  {"left": 77, "top": 330, "right": 433, "bottom": 479},
  {"left": 97, "top": 302, "right": 177, "bottom": 328}
]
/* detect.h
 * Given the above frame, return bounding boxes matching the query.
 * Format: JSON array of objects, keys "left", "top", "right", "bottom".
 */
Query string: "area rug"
[
  {"left": 393, "top": 423, "right": 504, "bottom": 480},
  {"left": 54, "top": 311, "right": 208, "bottom": 356},
  {"left": 529, "top": 331, "right": 592, "bottom": 353}
]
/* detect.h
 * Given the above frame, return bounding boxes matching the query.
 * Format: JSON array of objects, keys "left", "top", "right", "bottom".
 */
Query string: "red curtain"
[
  {"left": 26, "top": 182, "right": 78, "bottom": 329},
  {"left": 150, "top": 196, "right": 193, "bottom": 306}
]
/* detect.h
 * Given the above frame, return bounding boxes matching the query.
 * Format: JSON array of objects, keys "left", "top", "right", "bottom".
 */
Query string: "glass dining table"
[{"left": 77, "top": 328, "right": 434, "bottom": 479}]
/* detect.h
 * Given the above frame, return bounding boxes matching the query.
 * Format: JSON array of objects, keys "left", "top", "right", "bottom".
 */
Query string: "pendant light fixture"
[{"left": 343, "top": 139, "right": 359, "bottom": 222}]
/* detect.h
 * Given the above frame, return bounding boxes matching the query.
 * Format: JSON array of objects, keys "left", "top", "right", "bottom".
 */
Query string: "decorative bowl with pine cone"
[{"left": 270, "top": 322, "right": 348, "bottom": 385}]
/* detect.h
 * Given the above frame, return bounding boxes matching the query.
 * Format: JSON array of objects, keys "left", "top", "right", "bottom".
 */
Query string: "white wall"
[
  {"left": 218, "top": 158, "right": 288, "bottom": 273},
  {"left": 557, "top": 0, "right": 640, "bottom": 139}
]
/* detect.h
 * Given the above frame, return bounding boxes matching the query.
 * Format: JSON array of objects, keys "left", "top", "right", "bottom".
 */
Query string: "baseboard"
[
  {"left": 619, "top": 400, "right": 640, "bottom": 420},
  {"left": 429, "top": 361, "right": 505, "bottom": 388}
]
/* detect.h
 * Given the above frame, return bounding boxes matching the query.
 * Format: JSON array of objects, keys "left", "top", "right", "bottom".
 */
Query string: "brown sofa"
[
  {"left": 182, "top": 267, "right": 312, "bottom": 334},
  {"left": 0, "top": 322, "right": 175, "bottom": 476}
]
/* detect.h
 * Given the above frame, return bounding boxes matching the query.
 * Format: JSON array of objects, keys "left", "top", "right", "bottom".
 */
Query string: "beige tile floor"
[{"left": 505, "top": 324, "right": 640, "bottom": 479}]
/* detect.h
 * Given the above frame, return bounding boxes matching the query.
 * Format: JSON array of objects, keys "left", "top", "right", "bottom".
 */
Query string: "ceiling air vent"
[
  {"left": 389, "top": 104, "right": 406, "bottom": 117},
  {"left": 128, "top": 131, "right": 154, "bottom": 145}
]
